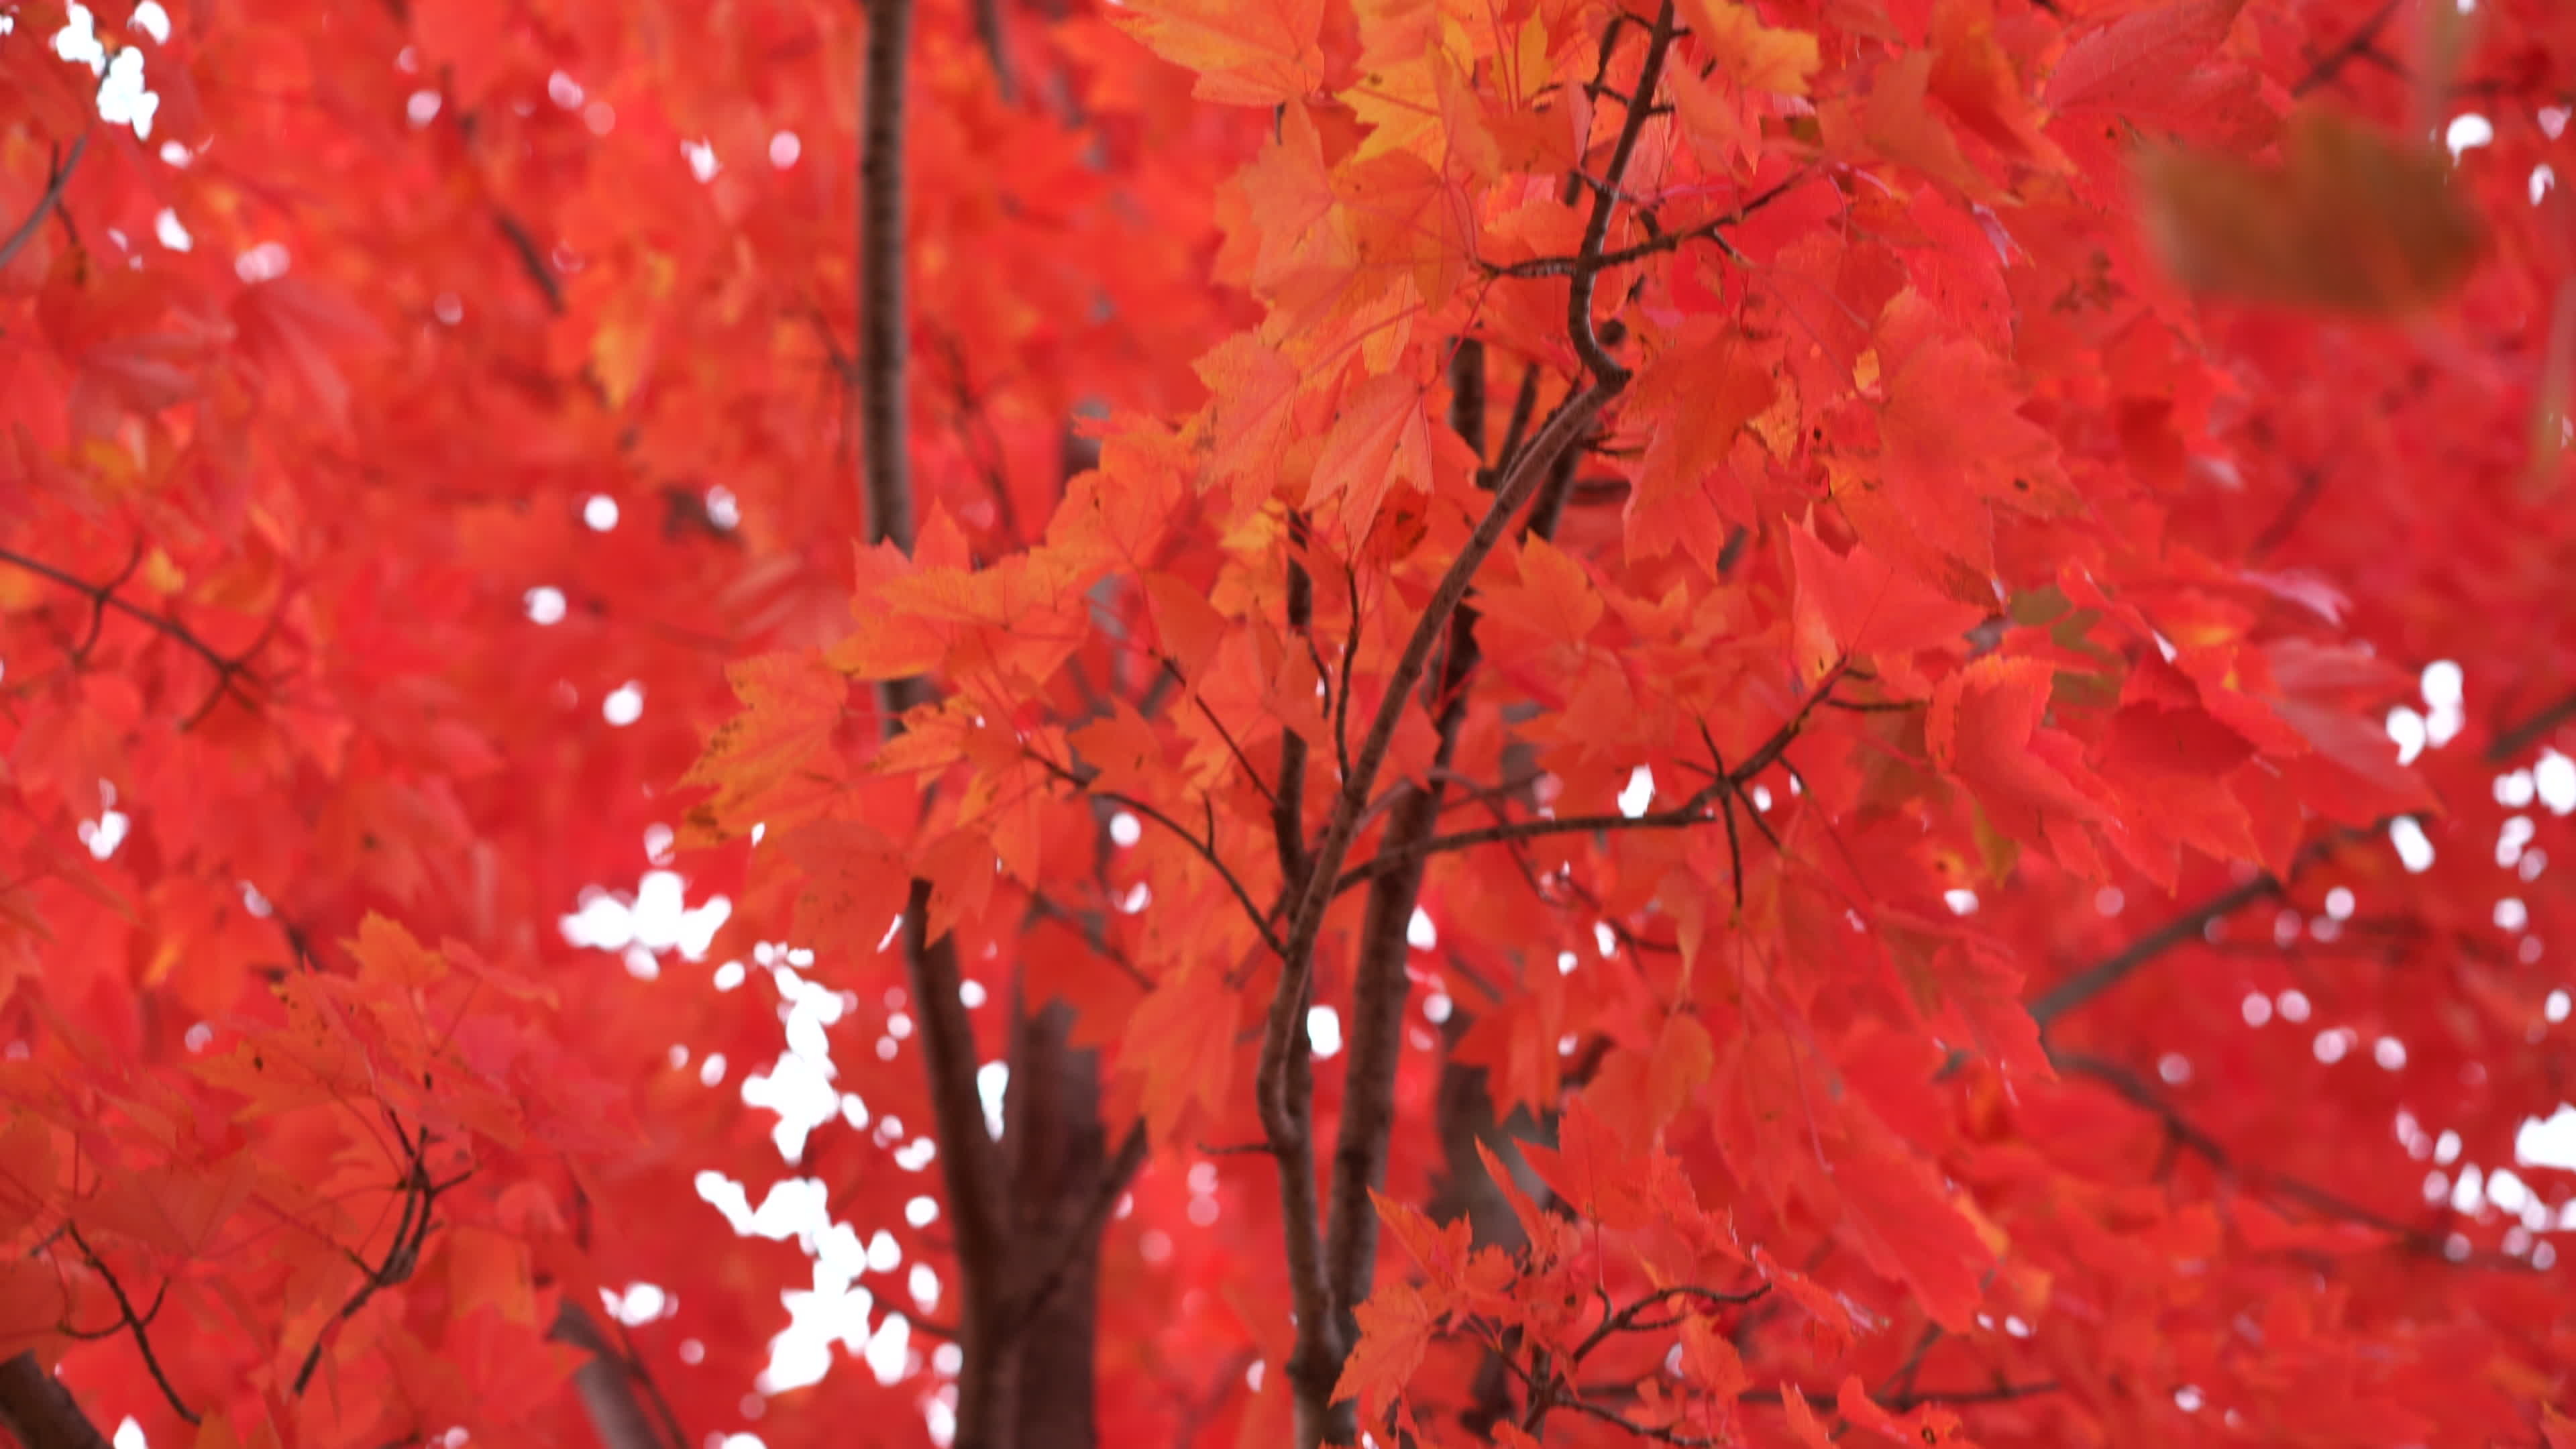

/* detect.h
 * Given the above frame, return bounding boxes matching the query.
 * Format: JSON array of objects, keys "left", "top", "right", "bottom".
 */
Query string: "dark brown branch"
[
  {"left": 1025, "top": 751, "right": 1289, "bottom": 958},
  {"left": 0, "top": 1352, "right": 112, "bottom": 1449},
  {"left": 0, "top": 547, "right": 271, "bottom": 727},
  {"left": 854, "top": 1, "right": 1022, "bottom": 1440},
  {"left": 1320, "top": 359, "right": 1495, "bottom": 1427},
  {"left": 2487, "top": 688, "right": 2576, "bottom": 763},
  {"left": 1570, "top": 1284, "right": 1767, "bottom": 1364},
  {"left": 1264, "top": 13, "right": 1678, "bottom": 1440},
  {"left": 296, "top": 1128, "right": 449, "bottom": 1394},
  {"left": 971, "top": 0, "right": 1017, "bottom": 104},
  {"left": 1326, "top": 673, "right": 1840, "bottom": 900},
  {"left": 1276, "top": 513, "right": 1316, "bottom": 890},
  {"left": 857, "top": 0, "right": 918, "bottom": 563},
  {"left": 62, "top": 1226, "right": 195, "bottom": 1424},
  {"left": 1489, "top": 168, "right": 1803, "bottom": 281},
  {"left": 2027, "top": 873, "right": 2283, "bottom": 1028},
  {"left": 549, "top": 1301, "right": 686, "bottom": 1449},
  {"left": 2056, "top": 1052, "right": 2535, "bottom": 1271},
  {"left": 1188, "top": 685, "right": 1283, "bottom": 812},
  {"left": 0, "top": 134, "right": 85, "bottom": 274},
  {"left": 1005, "top": 1120, "right": 1146, "bottom": 1332},
  {"left": 1256, "top": 386, "right": 1609, "bottom": 1448},
  {"left": 2033, "top": 688, "right": 2576, "bottom": 1029},
  {"left": 2291, "top": 0, "right": 2401, "bottom": 96},
  {"left": 1562, "top": 0, "right": 1677, "bottom": 387},
  {"left": 493, "top": 211, "right": 566, "bottom": 315}
]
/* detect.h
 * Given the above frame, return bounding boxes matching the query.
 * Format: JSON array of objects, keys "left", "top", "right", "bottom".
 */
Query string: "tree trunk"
[
  {"left": 1004, "top": 998, "right": 1112, "bottom": 1442},
  {"left": 0, "top": 1353, "right": 111, "bottom": 1449}
]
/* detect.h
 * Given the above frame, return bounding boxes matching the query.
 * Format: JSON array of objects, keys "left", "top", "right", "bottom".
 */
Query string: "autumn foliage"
[{"left": 6, "top": 0, "right": 2576, "bottom": 1444}]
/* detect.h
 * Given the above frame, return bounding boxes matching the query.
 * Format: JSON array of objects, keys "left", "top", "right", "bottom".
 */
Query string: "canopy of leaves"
[{"left": 3, "top": 0, "right": 2575, "bottom": 1446}]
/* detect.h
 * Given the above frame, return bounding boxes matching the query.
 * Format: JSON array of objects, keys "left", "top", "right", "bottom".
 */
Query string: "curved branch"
[{"left": 0, "top": 135, "right": 86, "bottom": 274}]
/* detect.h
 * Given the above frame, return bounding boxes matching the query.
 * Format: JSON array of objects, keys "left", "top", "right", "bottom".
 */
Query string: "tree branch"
[
  {"left": 1324, "top": 671, "right": 1839, "bottom": 902},
  {"left": 0, "top": 1352, "right": 111, "bottom": 1449},
  {"left": 1275, "top": 513, "right": 1316, "bottom": 892},
  {"left": 2027, "top": 873, "right": 2284, "bottom": 1028},
  {"left": 0, "top": 547, "right": 272, "bottom": 728},
  {"left": 1005, "top": 1120, "right": 1146, "bottom": 1332},
  {"left": 854, "top": 1, "right": 1021, "bottom": 1440},
  {"left": 0, "top": 134, "right": 86, "bottom": 274},
  {"left": 2486, "top": 687, "right": 2576, "bottom": 763},
  {"left": 2056, "top": 1051, "right": 2535, "bottom": 1271},
  {"left": 1262, "top": 11, "right": 1673, "bottom": 1442},
  {"left": 2034, "top": 684, "right": 2576, "bottom": 1028},
  {"left": 1257, "top": 382, "right": 1608, "bottom": 1446},
  {"left": 62, "top": 1226, "right": 195, "bottom": 1425},
  {"left": 1485, "top": 168, "right": 1804, "bottom": 281},
  {"left": 549, "top": 1301, "right": 686, "bottom": 1449},
  {"left": 1318, "top": 415, "right": 1489, "bottom": 1437},
  {"left": 1023, "top": 751, "right": 1289, "bottom": 959},
  {"left": 971, "top": 0, "right": 1017, "bottom": 104},
  {"left": 1562, "top": 0, "right": 1676, "bottom": 388}
]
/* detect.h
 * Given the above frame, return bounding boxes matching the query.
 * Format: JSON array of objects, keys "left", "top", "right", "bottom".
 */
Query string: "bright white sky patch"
[
  {"left": 1618, "top": 765, "right": 1654, "bottom": 818},
  {"left": 602, "top": 681, "right": 645, "bottom": 726},
  {"left": 1307, "top": 1005, "right": 1343, "bottom": 1058},
  {"left": 2534, "top": 751, "right": 2576, "bottom": 814},
  {"left": 2390, "top": 816, "right": 2436, "bottom": 873}
]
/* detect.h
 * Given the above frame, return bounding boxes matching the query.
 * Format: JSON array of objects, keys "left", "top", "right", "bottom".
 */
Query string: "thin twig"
[
  {"left": 1487, "top": 169, "right": 1805, "bottom": 281},
  {"left": 0, "top": 134, "right": 87, "bottom": 273},
  {"left": 1026, "top": 750, "right": 1289, "bottom": 958},
  {"left": 2056, "top": 1052, "right": 2534, "bottom": 1271},
  {"left": 0, "top": 547, "right": 272, "bottom": 727},
  {"left": 64, "top": 1226, "right": 197, "bottom": 1425},
  {"left": 1264, "top": 11, "right": 1673, "bottom": 1440}
]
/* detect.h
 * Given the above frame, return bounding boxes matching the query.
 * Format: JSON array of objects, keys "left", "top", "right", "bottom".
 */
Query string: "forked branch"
[{"left": 1260, "top": 8, "right": 1674, "bottom": 1442}]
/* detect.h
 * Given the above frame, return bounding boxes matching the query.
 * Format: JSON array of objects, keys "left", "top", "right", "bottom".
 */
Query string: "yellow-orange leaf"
[
  {"left": 1682, "top": 0, "right": 1820, "bottom": 97},
  {"left": 1113, "top": 0, "right": 1328, "bottom": 107}
]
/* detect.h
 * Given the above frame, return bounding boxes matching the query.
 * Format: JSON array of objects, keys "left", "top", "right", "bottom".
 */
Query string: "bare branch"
[
  {"left": 0, "top": 134, "right": 86, "bottom": 274},
  {"left": 549, "top": 1301, "right": 687, "bottom": 1449},
  {"left": 1256, "top": 382, "right": 1609, "bottom": 1446},
  {"left": 0, "top": 547, "right": 274, "bottom": 728},
  {"left": 493, "top": 211, "right": 566, "bottom": 315},
  {"left": 1562, "top": 0, "right": 1678, "bottom": 387},
  {"left": 2027, "top": 873, "right": 2284, "bottom": 1028},
  {"left": 1025, "top": 750, "right": 1289, "bottom": 959},
  {"left": 1326, "top": 672, "right": 1841, "bottom": 900},
  {"left": 971, "top": 0, "right": 1017, "bottom": 104},
  {"left": 1263, "top": 11, "right": 1676, "bottom": 1440},
  {"left": 1276, "top": 513, "right": 1316, "bottom": 890},
  {"left": 1316, "top": 335, "right": 1503, "bottom": 1409},
  {"left": 2056, "top": 1052, "right": 2535, "bottom": 1271},
  {"left": 2487, "top": 687, "right": 2576, "bottom": 763},
  {"left": 853, "top": 3, "right": 1022, "bottom": 1440},
  {"left": 0, "top": 1351, "right": 112, "bottom": 1449},
  {"left": 63, "top": 1226, "right": 196, "bottom": 1425},
  {"left": 1487, "top": 168, "right": 1805, "bottom": 280}
]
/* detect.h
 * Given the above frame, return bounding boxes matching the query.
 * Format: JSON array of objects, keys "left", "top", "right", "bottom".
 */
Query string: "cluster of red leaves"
[{"left": 4, "top": 0, "right": 2576, "bottom": 1445}]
